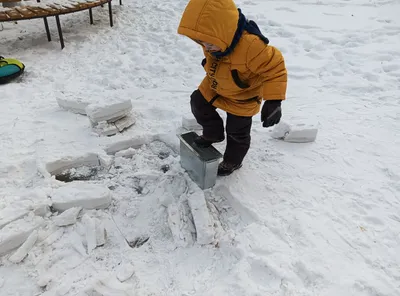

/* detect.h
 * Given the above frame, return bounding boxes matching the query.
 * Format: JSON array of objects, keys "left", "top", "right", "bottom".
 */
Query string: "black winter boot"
[
  {"left": 217, "top": 161, "right": 242, "bottom": 176},
  {"left": 194, "top": 135, "right": 224, "bottom": 148}
]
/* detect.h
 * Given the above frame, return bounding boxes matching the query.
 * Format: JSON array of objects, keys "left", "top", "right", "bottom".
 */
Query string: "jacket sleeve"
[{"left": 246, "top": 39, "right": 287, "bottom": 101}]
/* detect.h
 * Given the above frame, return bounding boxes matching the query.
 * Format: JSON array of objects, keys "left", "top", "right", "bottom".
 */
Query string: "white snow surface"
[{"left": 1, "top": 0, "right": 400, "bottom": 295}]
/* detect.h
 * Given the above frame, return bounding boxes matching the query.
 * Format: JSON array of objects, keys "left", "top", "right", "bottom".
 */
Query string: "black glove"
[{"left": 261, "top": 100, "right": 282, "bottom": 127}]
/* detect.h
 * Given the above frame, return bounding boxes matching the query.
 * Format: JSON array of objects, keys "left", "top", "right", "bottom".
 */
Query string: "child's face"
[{"left": 196, "top": 40, "right": 221, "bottom": 52}]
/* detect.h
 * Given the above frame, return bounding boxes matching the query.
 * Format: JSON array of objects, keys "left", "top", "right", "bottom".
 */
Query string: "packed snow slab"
[
  {"left": 104, "top": 133, "right": 156, "bottom": 155},
  {"left": 271, "top": 121, "right": 318, "bottom": 143},
  {"left": 188, "top": 191, "right": 215, "bottom": 245},
  {"left": 50, "top": 182, "right": 112, "bottom": 212},
  {"left": 41, "top": 151, "right": 112, "bottom": 179},
  {"left": 0, "top": 214, "right": 44, "bottom": 256},
  {"left": 86, "top": 100, "right": 133, "bottom": 125},
  {"left": 45, "top": 152, "right": 100, "bottom": 176},
  {"left": 56, "top": 96, "right": 91, "bottom": 115}
]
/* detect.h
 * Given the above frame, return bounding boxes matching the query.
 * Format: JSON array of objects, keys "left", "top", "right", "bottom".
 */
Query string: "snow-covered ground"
[{"left": 1, "top": 0, "right": 400, "bottom": 295}]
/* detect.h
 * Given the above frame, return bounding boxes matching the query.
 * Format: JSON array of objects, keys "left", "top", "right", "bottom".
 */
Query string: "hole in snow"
[
  {"left": 127, "top": 236, "right": 150, "bottom": 248},
  {"left": 55, "top": 166, "right": 99, "bottom": 183}
]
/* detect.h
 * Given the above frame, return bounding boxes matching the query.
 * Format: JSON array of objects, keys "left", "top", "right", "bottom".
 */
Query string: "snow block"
[
  {"left": 283, "top": 128, "right": 318, "bottom": 143},
  {"left": 104, "top": 134, "right": 155, "bottom": 155},
  {"left": 115, "top": 148, "right": 137, "bottom": 158},
  {"left": 56, "top": 97, "right": 91, "bottom": 115},
  {"left": 271, "top": 122, "right": 318, "bottom": 143},
  {"left": 8, "top": 230, "right": 38, "bottom": 263},
  {"left": 167, "top": 203, "right": 194, "bottom": 247},
  {"left": 0, "top": 214, "right": 44, "bottom": 256},
  {"left": 187, "top": 191, "right": 215, "bottom": 245},
  {"left": 86, "top": 100, "right": 133, "bottom": 125},
  {"left": 53, "top": 207, "right": 82, "bottom": 226},
  {"left": 45, "top": 152, "right": 100, "bottom": 176},
  {"left": 50, "top": 182, "right": 112, "bottom": 212}
]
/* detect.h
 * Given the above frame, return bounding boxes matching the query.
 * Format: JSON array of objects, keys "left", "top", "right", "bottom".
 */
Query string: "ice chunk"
[
  {"left": 50, "top": 182, "right": 112, "bottom": 212},
  {"left": 0, "top": 202, "right": 31, "bottom": 229},
  {"left": 0, "top": 214, "right": 44, "bottom": 255},
  {"left": 95, "top": 218, "right": 106, "bottom": 247},
  {"left": 271, "top": 122, "right": 318, "bottom": 143},
  {"left": 115, "top": 148, "right": 137, "bottom": 158},
  {"left": 167, "top": 203, "right": 194, "bottom": 247},
  {"left": 283, "top": 128, "right": 318, "bottom": 143},
  {"left": 82, "top": 214, "right": 97, "bottom": 254},
  {"left": 104, "top": 134, "right": 154, "bottom": 155},
  {"left": 187, "top": 191, "right": 215, "bottom": 245},
  {"left": 53, "top": 207, "right": 82, "bottom": 226},
  {"left": 92, "top": 121, "right": 120, "bottom": 136},
  {"left": 56, "top": 96, "right": 91, "bottom": 115},
  {"left": 115, "top": 115, "right": 136, "bottom": 132},
  {"left": 45, "top": 152, "right": 100, "bottom": 176},
  {"left": 91, "top": 115, "right": 136, "bottom": 136},
  {"left": 86, "top": 100, "right": 132, "bottom": 124},
  {"left": 9, "top": 230, "right": 38, "bottom": 263}
]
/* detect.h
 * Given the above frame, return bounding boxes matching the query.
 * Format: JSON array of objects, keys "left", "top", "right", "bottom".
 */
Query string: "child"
[{"left": 177, "top": 0, "right": 288, "bottom": 176}]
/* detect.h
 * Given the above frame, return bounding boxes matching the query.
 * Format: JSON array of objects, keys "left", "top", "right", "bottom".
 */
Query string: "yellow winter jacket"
[{"left": 178, "top": 0, "right": 287, "bottom": 117}]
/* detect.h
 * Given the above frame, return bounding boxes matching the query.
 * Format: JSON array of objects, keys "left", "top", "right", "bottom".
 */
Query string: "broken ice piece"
[
  {"left": 70, "top": 231, "right": 87, "bottom": 257},
  {"left": 92, "top": 121, "right": 120, "bottom": 137},
  {"left": 9, "top": 230, "right": 38, "bottom": 263},
  {"left": 167, "top": 203, "right": 194, "bottom": 247},
  {"left": 82, "top": 214, "right": 97, "bottom": 254},
  {"left": 0, "top": 203, "right": 31, "bottom": 230},
  {"left": 187, "top": 191, "right": 215, "bottom": 245},
  {"left": 116, "top": 263, "right": 135, "bottom": 282},
  {"left": 53, "top": 207, "right": 82, "bottom": 227},
  {"left": 115, "top": 148, "right": 137, "bottom": 158},
  {"left": 95, "top": 218, "right": 106, "bottom": 247},
  {"left": 86, "top": 100, "right": 133, "bottom": 125},
  {"left": 92, "top": 115, "right": 136, "bottom": 137},
  {"left": 115, "top": 115, "right": 136, "bottom": 132},
  {"left": 0, "top": 215, "right": 44, "bottom": 256},
  {"left": 56, "top": 97, "right": 91, "bottom": 115},
  {"left": 51, "top": 182, "right": 112, "bottom": 212}
]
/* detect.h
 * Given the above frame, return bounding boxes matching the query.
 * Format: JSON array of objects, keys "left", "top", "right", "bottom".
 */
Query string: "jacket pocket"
[{"left": 231, "top": 70, "right": 250, "bottom": 89}]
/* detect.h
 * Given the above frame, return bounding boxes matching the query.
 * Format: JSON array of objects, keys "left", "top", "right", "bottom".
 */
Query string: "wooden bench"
[{"left": 0, "top": 0, "right": 119, "bottom": 49}]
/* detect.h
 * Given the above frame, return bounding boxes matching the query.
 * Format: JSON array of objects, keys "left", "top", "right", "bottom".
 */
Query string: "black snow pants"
[{"left": 190, "top": 89, "right": 252, "bottom": 165}]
